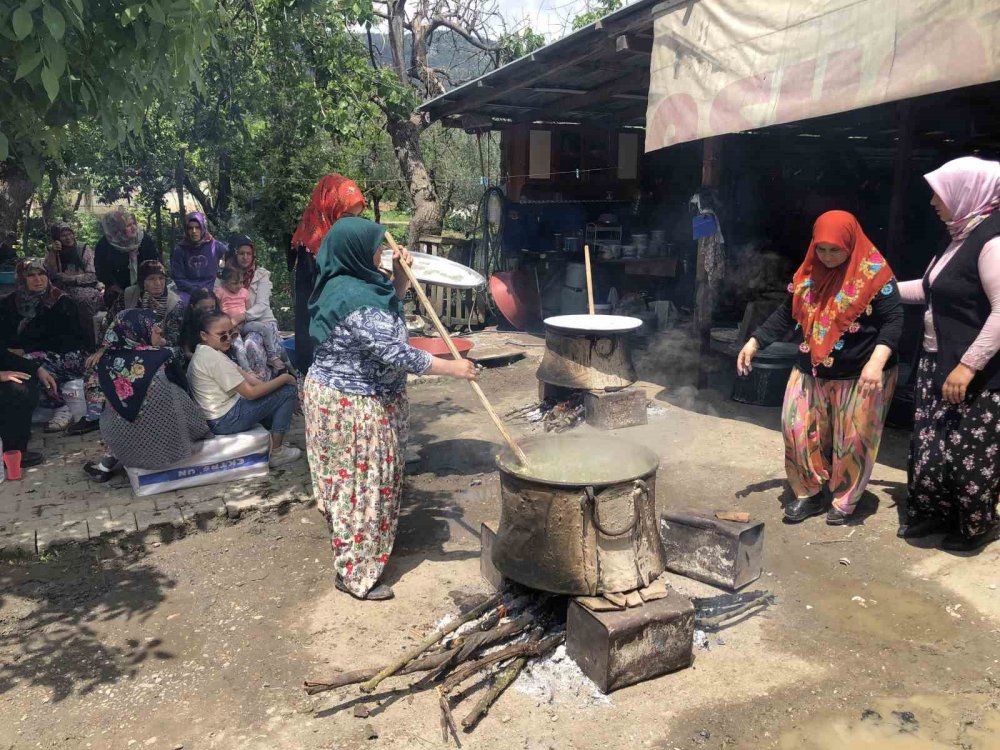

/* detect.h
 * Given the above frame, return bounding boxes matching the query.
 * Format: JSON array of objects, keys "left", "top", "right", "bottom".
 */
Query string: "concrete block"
[
  {"left": 566, "top": 589, "right": 694, "bottom": 693},
  {"left": 659, "top": 511, "right": 765, "bottom": 591},
  {"left": 584, "top": 388, "right": 647, "bottom": 431}
]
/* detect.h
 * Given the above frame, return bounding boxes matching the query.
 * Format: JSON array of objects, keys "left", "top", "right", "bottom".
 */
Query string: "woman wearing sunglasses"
[{"left": 187, "top": 310, "right": 300, "bottom": 468}]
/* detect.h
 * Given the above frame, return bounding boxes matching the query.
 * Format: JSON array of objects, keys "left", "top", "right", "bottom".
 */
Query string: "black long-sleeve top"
[
  {"left": 0, "top": 347, "right": 40, "bottom": 374},
  {"left": 751, "top": 279, "right": 904, "bottom": 380},
  {"left": 94, "top": 234, "right": 160, "bottom": 291},
  {"left": 0, "top": 293, "right": 89, "bottom": 354}
]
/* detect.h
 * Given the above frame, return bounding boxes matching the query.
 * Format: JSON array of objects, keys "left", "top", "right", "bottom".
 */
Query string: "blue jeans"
[{"left": 208, "top": 384, "right": 297, "bottom": 436}]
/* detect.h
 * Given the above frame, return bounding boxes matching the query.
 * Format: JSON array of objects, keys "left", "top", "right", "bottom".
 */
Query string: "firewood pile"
[
  {"left": 304, "top": 587, "right": 566, "bottom": 744},
  {"left": 505, "top": 394, "right": 585, "bottom": 433}
]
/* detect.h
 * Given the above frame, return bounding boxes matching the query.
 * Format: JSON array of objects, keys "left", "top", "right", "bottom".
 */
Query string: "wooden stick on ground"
[
  {"left": 438, "top": 688, "right": 461, "bottom": 746},
  {"left": 304, "top": 644, "right": 463, "bottom": 695},
  {"left": 442, "top": 632, "right": 563, "bottom": 695},
  {"left": 383, "top": 231, "right": 529, "bottom": 466},
  {"left": 359, "top": 592, "right": 503, "bottom": 694},
  {"left": 460, "top": 633, "right": 562, "bottom": 729}
]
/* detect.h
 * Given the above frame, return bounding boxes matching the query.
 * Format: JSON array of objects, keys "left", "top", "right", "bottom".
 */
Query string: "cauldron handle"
[{"left": 585, "top": 483, "right": 640, "bottom": 537}]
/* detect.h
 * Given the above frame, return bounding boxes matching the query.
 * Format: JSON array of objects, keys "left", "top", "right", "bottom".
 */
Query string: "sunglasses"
[{"left": 209, "top": 327, "right": 241, "bottom": 343}]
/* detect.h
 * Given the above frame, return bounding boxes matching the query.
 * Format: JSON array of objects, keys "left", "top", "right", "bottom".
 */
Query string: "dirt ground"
[{"left": 2, "top": 332, "right": 1000, "bottom": 750}]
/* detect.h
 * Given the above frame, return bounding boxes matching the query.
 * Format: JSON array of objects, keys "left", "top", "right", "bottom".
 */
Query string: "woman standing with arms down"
[
  {"left": 738, "top": 211, "right": 903, "bottom": 525},
  {"left": 897, "top": 157, "right": 1000, "bottom": 551},
  {"left": 304, "top": 216, "right": 476, "bottom": 601},
  {"left": 290, "top": 175, "right": 366, "bottom": 373}
]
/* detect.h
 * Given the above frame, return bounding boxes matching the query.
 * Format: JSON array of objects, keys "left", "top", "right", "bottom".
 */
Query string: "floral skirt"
[
  {"left": 907, "top": 355, "right": 1000, "bottom": 537},
  {"left": 303, "top": 376, "right": 408, "bottom": 597},
  {"left": 782, "top": 366, "right": 897, "bottom": 513}
]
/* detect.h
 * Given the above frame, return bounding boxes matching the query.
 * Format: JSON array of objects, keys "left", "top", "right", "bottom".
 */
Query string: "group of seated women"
[{"left": 0, "top": 210, "right": 300, "bottom": 478}]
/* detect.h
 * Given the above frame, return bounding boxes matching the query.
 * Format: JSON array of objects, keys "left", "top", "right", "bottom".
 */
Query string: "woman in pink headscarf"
[{"left": 897, "top": 157, "right": 1000, "bottom": 551}]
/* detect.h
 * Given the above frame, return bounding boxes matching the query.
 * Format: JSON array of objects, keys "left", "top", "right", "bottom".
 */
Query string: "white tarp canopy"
[{"left": 645, "top": 0, "right": 1000, "bottom": 153}]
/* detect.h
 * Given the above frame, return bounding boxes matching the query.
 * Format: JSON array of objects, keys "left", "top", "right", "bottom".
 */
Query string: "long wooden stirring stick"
[
  {"left": 383, "top": 232, "right": 529, "bottom": 466},
  {"left": 583, "top": 243, "right": 595, "bottom": 315}
]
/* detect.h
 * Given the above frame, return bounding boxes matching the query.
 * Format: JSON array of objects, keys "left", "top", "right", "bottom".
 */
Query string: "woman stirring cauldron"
[
  {"left": 738, "top": 211, "right": 903, "bottom": 525},
  {"left": 304, "top": 216, "right": 476, "bottom": 601}
]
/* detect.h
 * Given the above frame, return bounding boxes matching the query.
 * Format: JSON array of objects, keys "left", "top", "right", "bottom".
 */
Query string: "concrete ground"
[{"left": 2, "top": 330, "right": 999, "bottom": 749}]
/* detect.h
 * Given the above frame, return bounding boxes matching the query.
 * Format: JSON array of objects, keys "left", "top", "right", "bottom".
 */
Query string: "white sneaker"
[
  {"left": 45, "top": 405, "right": 73, "bottom": 433},
  {"left": 269, "top": 444, "right": 301, "bottom": 468}
]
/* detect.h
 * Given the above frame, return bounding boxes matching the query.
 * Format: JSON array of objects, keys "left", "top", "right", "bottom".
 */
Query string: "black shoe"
[
  {"left": 83, "top": 460, "right": 120, "bottom": 483},
  {"left": 67, "top": 417, "right": 100, "bottom": 436},
  {"left": 784, "top": 495, "right": 827, "bottom": 523},
  {"left": 335, "top": 576, "right": 394, "bottom": 601},
  {"left": 826, "top": 507, "right": 850, "bottom": 526},
  {"left": 21, "top": 451, "right": 44, "bottom": 468},
  {"left": 940, "top": 526, "right": 998, "bottom": 552},
  {"left": 896, "top": 518, "right": 945, "bottom": 539}
]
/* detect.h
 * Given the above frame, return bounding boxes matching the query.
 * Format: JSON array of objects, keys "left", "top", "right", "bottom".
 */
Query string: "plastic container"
[
  {"left": 565, "top": 263, "right": 587, "bottom": 289},
  {"left": 732, "top": 342, "right": 798, "bottom": 407},
  {"left": 61, "top": 379, "right": 86, "bottom": 421}
]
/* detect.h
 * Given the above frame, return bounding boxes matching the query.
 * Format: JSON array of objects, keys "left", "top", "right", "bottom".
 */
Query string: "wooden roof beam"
[
  {"left": 616, "top": 34, "right": 653, "bottom": 55},
  {"left": 515, "top": 70, "right": 648, "bottom": 123}
]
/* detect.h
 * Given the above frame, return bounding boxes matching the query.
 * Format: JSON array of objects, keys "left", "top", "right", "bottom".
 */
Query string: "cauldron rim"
[{"left": 495, "top": 434, "right": 659, "bottom": 487}]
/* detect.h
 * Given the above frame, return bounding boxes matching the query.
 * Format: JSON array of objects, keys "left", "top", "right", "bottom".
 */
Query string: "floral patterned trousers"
[
  {"left": 907, "top": 355, "right": 1000, "bottom": 538},
  {"left": 303, "top": 376, "right": 408, "bottom": 597},
  {"left": 782, "top": 366, "right": 897, "bottom": 514}
]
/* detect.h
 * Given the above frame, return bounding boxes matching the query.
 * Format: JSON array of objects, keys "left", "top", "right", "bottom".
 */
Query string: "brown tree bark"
[
  {"left": 386, "top": 113, "right": 442, "bottom": 247},
  {"left": 0, "top": 163, "right": 35, "bottom": 238}
]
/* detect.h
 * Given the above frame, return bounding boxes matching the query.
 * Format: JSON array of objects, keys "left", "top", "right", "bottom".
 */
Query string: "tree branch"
[{"left": 427, "top": 17, "right": 501, "bottom": 52}]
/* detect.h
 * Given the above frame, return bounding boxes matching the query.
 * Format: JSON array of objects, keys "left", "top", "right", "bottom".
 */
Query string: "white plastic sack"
[
  {"left": 31, "top": 378, "right": 86, "bottom": 424},
  {"left": 125, "top": 427, "right": 270, "bottom": 497}
]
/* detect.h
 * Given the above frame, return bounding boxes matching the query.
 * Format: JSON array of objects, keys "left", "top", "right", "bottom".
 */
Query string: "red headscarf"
[
  {"left": 789, "top": 211, "right": 894, "bottom": 369},
  {"left": 291, "top": 175, "right": 366, "bottom": 255}
]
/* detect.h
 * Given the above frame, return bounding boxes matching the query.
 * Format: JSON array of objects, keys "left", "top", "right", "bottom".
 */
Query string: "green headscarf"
[{"left": 307, "top": 216, "right": 401, "bottom": 345}]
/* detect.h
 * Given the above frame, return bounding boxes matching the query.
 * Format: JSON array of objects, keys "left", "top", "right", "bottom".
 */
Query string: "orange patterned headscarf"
[
  {"left": 291, "top": 174, "right": 366, "bottom": 255},
  {"left": 789, "top": 211, "right": 894, "bottom": 369}
]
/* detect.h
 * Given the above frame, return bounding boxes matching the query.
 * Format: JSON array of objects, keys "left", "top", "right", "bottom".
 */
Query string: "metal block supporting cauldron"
[
  {"left": 566, "top": 590, "right": 695, "bottom": 693},
  {"left": 659, "top": 511, "right": 765, "bottom": 591},
  {"left": 492, "top": 435, "right": 665, "bottom": 595}
]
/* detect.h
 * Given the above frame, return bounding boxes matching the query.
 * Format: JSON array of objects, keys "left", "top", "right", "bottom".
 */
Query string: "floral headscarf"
[
  {"left": 789, "top": 210, "right": 895, "bottom": 371},
  {"left": 225, "top": 234, "right": 257, "bottom": 289},
  {"left": 96, "top": 309, "right": 174, "bottom": 422},
  {"left": 924, "top": 156, "right": 1000, "bottom": 241},
  {"left": 14, "top": 258, "right": 64, "bottom": 334},
  {"left": 291, "top": 175, "right": 365, "bottom": 256},
  {"left": 136, "top": 260, "right": 171, "bottom": 319}
]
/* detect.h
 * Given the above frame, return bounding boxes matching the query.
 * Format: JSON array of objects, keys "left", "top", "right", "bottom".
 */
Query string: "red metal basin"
[{"left": 409, "top": 336, "right": 474, "bottom": 359}]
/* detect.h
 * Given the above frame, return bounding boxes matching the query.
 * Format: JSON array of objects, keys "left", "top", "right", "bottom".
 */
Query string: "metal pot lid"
[
  {"left": 496, "top": 434, "right": 659, "bottom": 487},
  {"left": 379, "top": 249, "right": 485, "bottom": 289},
  {"left": 543, "top": 314, "right": 642, "bottom": 334}
]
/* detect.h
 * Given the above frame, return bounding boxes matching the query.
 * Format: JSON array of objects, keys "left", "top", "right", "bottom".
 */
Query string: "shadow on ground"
[{"left": 0, "top": 545, "right": 175, "bottom": 703}]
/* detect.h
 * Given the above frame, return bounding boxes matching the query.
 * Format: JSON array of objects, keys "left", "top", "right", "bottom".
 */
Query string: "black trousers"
[
  {"left": 0, "top": 379, "right": 39, "bottom": 453},
  {"left": 293, "top": 246, "right": 318, "bottom": 374}
]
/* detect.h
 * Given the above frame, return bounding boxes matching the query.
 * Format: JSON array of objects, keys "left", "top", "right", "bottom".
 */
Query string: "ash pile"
[{"left": 505, "top": 394, "right": 585, "bottom": 433}]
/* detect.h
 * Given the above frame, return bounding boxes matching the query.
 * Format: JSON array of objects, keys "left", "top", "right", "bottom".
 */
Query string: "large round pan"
[{"left": 380, "top": 249, "right": 485, "bottom": 289}]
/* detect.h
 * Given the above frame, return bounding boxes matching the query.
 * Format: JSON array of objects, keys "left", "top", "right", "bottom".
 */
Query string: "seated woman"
[
  {"left": 70, "top": 261, "right": 184, "bottom": 436},
  {"left": 737, "top": 211, "right": 903, "bottom": 525},
  {"left": 95, "top": 208, "right": 161, "bottom": 308},
  {"left": 0, "top": 351, "right": 58, "bottom": 469},
  {"left": 83, "top": 309, "right": 211, "bottom": 482},
  {"left": 44, "top": 223, "right": 105, "bottom": 341},
  {"left": 0, "top": 259, "right": 94, "bottom": 433},
  {"left": 187, "top": 310, "right": 300, "bottom": 468},
  {"left": 217, "top": 265, "right": 286, "bottom": 372},
  {"left": 170, "top": 212, "right": 227, "bottom": 305}
]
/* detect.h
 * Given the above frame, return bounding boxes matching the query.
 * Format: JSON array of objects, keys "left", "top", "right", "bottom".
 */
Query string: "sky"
[{"left": 496, "top": 0, "right": 591, "bottom": 40}]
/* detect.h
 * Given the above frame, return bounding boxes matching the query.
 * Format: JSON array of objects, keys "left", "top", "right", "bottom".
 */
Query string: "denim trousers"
[{"left": 208, "top": 383, "right": 297, "bottom": 436}]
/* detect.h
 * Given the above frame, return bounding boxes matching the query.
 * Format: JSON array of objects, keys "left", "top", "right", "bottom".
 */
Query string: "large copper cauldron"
[{"left": 492, "top": 434, "right": 665, "bottom": 595}]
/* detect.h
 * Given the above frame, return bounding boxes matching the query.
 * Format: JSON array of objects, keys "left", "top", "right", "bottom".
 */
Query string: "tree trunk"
[
  {"left": 0, "top": 163, "right": 35, "bottom": 238},
  {"left": 41, "top": 169, "right": 60, "bottom": 224},
  {"left": 175, "top": 150, "right": 187, "bottom": 221},
  {"left": 386, "top": 114, "right": 441, "bottom": 247},
  {"left": 216, "top": 150, "right": 232, "bottom": 225}
]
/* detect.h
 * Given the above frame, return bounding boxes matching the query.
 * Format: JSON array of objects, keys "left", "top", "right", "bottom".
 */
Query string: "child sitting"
[{"left": 215, "top": 266, "right": 285, "bottom": 372}]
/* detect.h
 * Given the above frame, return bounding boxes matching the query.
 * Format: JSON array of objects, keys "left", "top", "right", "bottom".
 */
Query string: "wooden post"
[
  {"left": 695, "top": 137, "right": 723, "bottom": 389},
  {"left": 886, "top": 100, "right": 915, "bottom": 264}
]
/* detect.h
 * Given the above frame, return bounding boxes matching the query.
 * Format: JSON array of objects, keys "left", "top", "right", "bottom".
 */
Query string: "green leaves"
[
  {"left": 12, "top": 5, "right": 33, "bottom": 39},
  {"left": 42, "top": 2, "right": 64, "bottom": 40},
  {"left": 40, "top": 64, "right": 59, "bottom": 102},
  {"left": 14, "top": 48, "right": 44, "bottom": 80},
  {"left": 0, "top": 131, "right": 8, "bottom": 161}
]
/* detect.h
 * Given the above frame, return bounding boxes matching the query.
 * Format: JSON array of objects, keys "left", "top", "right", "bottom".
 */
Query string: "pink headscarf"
[{"left": 924, "top": 156, "right": 1000, "bottom": 240}]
